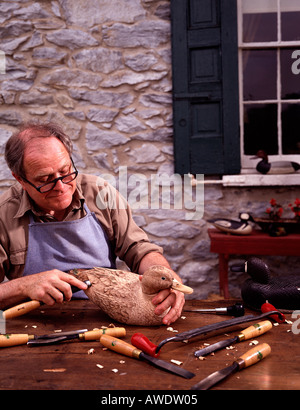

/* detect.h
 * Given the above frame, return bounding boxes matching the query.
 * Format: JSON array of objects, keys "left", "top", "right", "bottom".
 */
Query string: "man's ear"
[{"left": 12, "top": 172, "right": 26, "bottom": 189}]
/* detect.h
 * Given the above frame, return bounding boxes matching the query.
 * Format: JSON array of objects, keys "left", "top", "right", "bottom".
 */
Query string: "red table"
[{"left": 208, "top": 229, "right": 300, "bottom": 298}]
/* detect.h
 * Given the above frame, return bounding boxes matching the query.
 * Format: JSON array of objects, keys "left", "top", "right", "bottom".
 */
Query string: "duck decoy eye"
[{"left": 161, "top": 276, "right": 166, "bottom": 280}]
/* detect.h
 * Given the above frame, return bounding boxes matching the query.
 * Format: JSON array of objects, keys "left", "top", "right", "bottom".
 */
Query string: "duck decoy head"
[
  {"left": 140, "top": 265, "right": 193, "bottom": 295},
  {"left": 251, "top": 150, "right": 268, "bottom": 162}
]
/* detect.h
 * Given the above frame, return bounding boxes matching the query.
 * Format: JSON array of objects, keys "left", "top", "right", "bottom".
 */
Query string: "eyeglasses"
[{"left": 22, "top": 158, "right": 78, "bottom": 193}]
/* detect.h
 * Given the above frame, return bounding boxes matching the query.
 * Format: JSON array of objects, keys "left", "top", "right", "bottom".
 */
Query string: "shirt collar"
[{"left": 14, "top": 183, "right": 85, "bottom": 219}]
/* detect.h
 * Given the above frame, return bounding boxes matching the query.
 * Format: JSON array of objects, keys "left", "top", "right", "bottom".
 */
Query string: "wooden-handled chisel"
[
  {"left": 0, "top": 327, "right": 126, "bottom": 347},
  {"left": 100, "top": 334, "right": 195, "bottom": 379},
  {"left": 191, "top": 343, "right": 271, "bottom": 390},
  {"left": 194, "top": 320, "right": 272, "bottom": 357}
]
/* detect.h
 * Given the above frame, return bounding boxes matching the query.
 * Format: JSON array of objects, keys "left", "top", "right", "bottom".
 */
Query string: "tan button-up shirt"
[{"left": 0, "top": 173, "right": 162, "bottom": 282}]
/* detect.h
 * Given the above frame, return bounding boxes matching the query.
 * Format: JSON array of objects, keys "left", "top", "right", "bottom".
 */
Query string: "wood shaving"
[
  {"left": 249, "top": 340, "right": 259, "bottom": 346},
  {"left": 273, "top": 323, "right": 279, "bottom": 326},
  {"left": 166, "top": 327, "right": 178, "bottom": 333},
  {"left": 32, "top": 325, "right": 37, "bottom": 328},
  {"left": 285, "top": 320, "right": 293, "bottom": 325},
  {"left": 198, "top": 356, "right": 205, "bottom": 361},
  {"left": 120, "top": 360, "right": 125, "bottom": 364},
  {"left": 54, "top": 330, "right": 62, "bottom": 333},
  {"left": 96, "top": 364, "right": 104, "bottom": 369},
  {"left": 111, "top": 368, "right": 118, "bottom": 373},
  {"left": 180, "top": 316, "right": 186, "bottom": 319},
  {"left": 226, "top": 345, "right": 235, "bottom": 350},
  {"left": 170, "top": 359, "right": 183, "bottom": 366},
  {"left": 43, "top": 368, "right": 66, "bottom": 373},
  {"left": 88, "top": 348, "right": 95, "bottom": 355}
]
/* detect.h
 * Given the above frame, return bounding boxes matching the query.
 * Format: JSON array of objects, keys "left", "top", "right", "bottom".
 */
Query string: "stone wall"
[{"left": 0, "top": 0, "right": 299, "bottom": 299}]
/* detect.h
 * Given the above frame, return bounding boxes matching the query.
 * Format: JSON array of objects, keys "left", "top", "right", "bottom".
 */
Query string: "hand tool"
[
  {"left": 0, "top": 329, "right": 87, "bottom": 347},
  {"left": 194, "top": 320, "right": 272, "bottom": 357},
  {"left": 27, "top": 327, "right": 126, "bottom": 346},
  {"left": 261, "top": 301, "right": 286, "bottom": 324},
  {"left": 191, "top": 343, "right": 271, "bottom": 390},
  {"left": 99, "top": 334, "right": 195, "bottom": 379},
  {"left": 155, "top": 310, "right": 284, "bottom": 353},
  {"left": 185, "top": 302, "right": 245, "bottom": 317},
  {"left": 0, "top": 327, "right": 126, "bottom": 347},
  {"left": 131, "top": 333, "right": 160, "bottom": 357},
  {"left": 2, "top": 280, "right": 91, "bottom": 320}
]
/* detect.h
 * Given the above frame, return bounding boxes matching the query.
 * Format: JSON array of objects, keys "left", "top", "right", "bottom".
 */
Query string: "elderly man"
[{"left": 0, "top": 122, "right": 185, "bottom": 325}]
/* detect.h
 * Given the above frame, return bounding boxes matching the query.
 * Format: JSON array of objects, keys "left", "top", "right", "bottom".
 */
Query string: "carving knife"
[
  {"left": 194, "top": 320, "right": 272, "bottom": 357},
  {"left": 191, "top": 343, "right": 271, "bottom": 390},
  {"left": 2, "top": 281, "right": 91, "bottom": 319},
  {"left": 99, "top": 334, "right": 195, "bottom": 379}
]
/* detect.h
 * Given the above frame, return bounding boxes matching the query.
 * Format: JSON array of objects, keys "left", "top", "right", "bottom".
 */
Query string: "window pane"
[
  {"left": 244, "top": 104, "right": 278, "bottom": 155},
  {"left": 282, "top": 104, "right": 300, "bottom": 154},
  {"left": 281, "top": 0, "right": 300, "bottom": 41},
  {"left": 281, "top": 49, "right": 300, "bottom": 99},
  {"left": 243, "top": 49, "right": 277, "bottom": 100},
  {"left": 242, "top": 0, "right": 277, "bottom": 42}
]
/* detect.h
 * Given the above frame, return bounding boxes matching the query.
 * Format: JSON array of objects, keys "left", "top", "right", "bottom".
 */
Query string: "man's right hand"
[{"left": 0, "top": 270, "right": 88, "bottom": 309}]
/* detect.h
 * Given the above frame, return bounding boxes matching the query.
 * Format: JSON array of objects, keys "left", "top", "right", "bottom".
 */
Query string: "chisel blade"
[
  {"left": 194, "top": 336, "right": 238, "bottom": 357},
  {"left": 140, "top": 352, "right": 195, "bottom": 379},
  {"left": 191, "top": 363, "right": 238, "bottom": 390}
]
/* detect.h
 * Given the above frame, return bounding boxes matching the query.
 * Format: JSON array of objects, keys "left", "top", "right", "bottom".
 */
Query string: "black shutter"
[{"left": 171, "top": 0, "right": 240, "bottom": 175}]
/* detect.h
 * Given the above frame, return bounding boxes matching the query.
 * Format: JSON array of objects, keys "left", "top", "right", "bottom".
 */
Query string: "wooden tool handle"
[
  {"left": 238, "top": 343, "right": 271, "bottom": 369},
  {"left": 0, "top": 334, "right": 31, "bottom": 347},
  {"left": 3, "top": 300, "right": 42, "bottom": 319},
  {"left": 100, "top": 334, "right": 141, "bottom": 359},
  {"left": 82, "top": 327, "right": 126, "bottom": 341},
  {"left": 239, "top": 320, "right": 273, "bottom": 341}
]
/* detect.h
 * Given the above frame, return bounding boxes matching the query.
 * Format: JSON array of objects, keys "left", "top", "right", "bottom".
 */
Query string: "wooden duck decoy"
[
  {"left": 70, "top": 265, "right": 193, "bottom": 326},
  {"left": 208, "top": 212, "right": 253, "bottom": 235},
  {"left": 252, "top": 150, "right": 300, "bottom": 174},
  {"left": 232, "top": 257, "right": 300, "bottom": 310}
]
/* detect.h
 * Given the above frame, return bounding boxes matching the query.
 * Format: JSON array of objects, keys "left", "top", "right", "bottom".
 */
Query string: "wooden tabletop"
[{"left": 1, "top": 299, "right": 299, "bottom": 391}]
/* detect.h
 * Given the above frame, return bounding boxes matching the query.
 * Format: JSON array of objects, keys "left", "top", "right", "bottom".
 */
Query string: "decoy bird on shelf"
[
  {"left": 70, "top": 265, "right": 193, "bottom": 326},
  {"left": 252, "top": 150, "right": 300, "bottom": 174},
  {"left": 208, "top": 212, "right": 253, "bottom": 235}
]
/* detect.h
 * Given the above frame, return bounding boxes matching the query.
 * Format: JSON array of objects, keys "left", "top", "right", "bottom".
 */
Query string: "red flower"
[{"left": 270, "top": 198, "right": 277, "bottom": 206}]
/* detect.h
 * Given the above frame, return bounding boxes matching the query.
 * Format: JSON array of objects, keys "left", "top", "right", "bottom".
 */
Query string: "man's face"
[{"left": 17, "top": 137, "right": 77, "bottom": 217}]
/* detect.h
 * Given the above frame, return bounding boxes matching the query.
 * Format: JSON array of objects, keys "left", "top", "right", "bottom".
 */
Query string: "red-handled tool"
[
  {"left": 131, "top": 333, "right": 160, "bottom": 357},
  {"left": 261, "top": 301, "right": 286, "bottom": 324}
]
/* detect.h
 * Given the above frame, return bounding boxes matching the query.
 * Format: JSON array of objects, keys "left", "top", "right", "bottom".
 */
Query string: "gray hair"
[{"left": 5, "top": 122, "right": 73, "bottom": 178}]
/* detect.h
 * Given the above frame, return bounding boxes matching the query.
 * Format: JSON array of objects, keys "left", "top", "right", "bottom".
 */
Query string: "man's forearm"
[{"left": 0, "top": 278, "right": 27, "bottom": 309}]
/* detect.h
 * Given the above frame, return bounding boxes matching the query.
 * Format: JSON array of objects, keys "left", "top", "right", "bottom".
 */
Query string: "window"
[{"left": 238, "top": 0, "right": 300, "bottom": 170}]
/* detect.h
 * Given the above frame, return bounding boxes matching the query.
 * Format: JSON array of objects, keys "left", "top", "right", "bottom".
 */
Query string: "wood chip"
[
  {"left": 96, "top": 364, "right": 104, "bottom": 369},
  {"left": 170, "top": 359, "right": 183, "bottom": 366},
  {"left": 43, "top": 368, "right": 66, "bottom": 373},
  {"left": 249, "top": 340, "right": 259, "bottom": 346},
  {"left": 88, "top": 348, "right": 95, "bottom": 355},
  {"left": 111, "top": 368, "right": 118, "bottom": 373}
]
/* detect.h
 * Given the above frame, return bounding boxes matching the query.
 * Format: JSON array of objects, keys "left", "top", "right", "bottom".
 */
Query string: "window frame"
[{"left": 237, "top": 0, "right": 300, "bottom": 170}]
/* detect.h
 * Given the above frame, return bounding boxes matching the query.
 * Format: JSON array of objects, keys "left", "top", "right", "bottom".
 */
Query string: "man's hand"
[
  {"left": 138, "top": 252, "right": 186, "bottom": 326},
  {"left": 19, "top": 269, "right": 88, "bottom": 305},
  {"left": 151, "top": 288, "right": 185, "bottom": 326}
]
